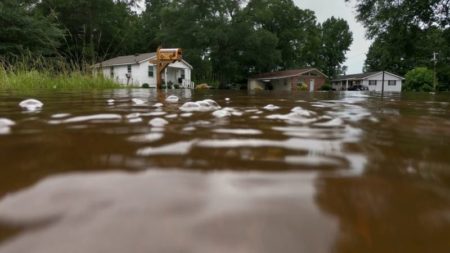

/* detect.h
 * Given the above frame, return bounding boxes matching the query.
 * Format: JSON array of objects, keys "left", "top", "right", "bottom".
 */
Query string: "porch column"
[{"left": 345, "top": 80, "right": 348, "bottom": 91}]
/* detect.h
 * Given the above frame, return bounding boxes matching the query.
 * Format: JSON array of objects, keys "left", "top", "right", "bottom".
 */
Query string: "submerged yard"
[{"left": 0, "top": 89, "right": 449, "bottom": 252}]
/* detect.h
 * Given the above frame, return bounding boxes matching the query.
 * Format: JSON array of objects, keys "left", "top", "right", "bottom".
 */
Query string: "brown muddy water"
[{"left": 0, "top": 89, "right": 449, "bottom": 253}]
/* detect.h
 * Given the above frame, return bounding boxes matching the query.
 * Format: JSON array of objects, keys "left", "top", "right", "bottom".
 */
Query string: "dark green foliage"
[
  {"left": 319, "top": 83, "right": 333, "bottom": 91},
  {"left": 319, "top": 17, "right": 353, "bottom": 78},
  {"left": 0, "top": 0, "right": 64, "bottom": 57},
  {"left": 404, "top": 67, "right": 435, "bottom": 92},
  {"left": 348, "top": 0, "right": 450, "bottom": 91},
  {"left": 1, "top": 0, "right": 354, "bottom": 86}
]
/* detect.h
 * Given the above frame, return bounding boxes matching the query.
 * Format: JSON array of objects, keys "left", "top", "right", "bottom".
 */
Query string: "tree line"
[
  {"left": 0, "top": 0, "right": 353, "bottom": 86},
  {"left": 347, "top": 0, "right": 450, "bottom": 91}
]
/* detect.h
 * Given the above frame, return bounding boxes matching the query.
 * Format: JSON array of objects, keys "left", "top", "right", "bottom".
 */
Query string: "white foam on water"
[
  {"left": 213, "top": 129, "right": 263, "bottom": 135},
  {"left": 128, "top": 133, "right": 163, "bottom": 143},
  {"left": 263, "top": 104, "right": 280, "bottom": 111},
  {"left": 182, "top": 126, "right": 196, "bottom": 132},
  {"left": 179, "top": 99, "right": 220, "bottom": 112},
  {"left": 165, "top": 95, "right": 179, "bottom": 103},
  {"left": 61, "top": 114, "right": 122, "bottom": 124},
  {"left": 126, "top": 113, "right": 141, "bottom": 119},
  {"left": 314, "top": 118, "right": 344, "bottom": 127},
  {"left": 19, "top": 99, "right": 43, "bottom": 111},
  {"left": 165, "top": 114, "right": 178, "bottom": 119},
  {"left": 137, "top": 141, "right": 194, "bottom": 156},
  {"left": 148, "top": 118, "right": 169, "bottom": 127},
  {"left": 128, "top": 117, "right": 143, "bottom": 124},
  {"left": 212, "top": 109, "right": 231, "bottom": 118},
  {"left": 132, "top": 98, "right": 146, "bottom": 105},
  {"left": 266, "top": 113, "right": 317, "bottom": 125},
  {"left": 0, "top": 118, "right": 15, "bottom": 127},
  {"left": 291, "top": 107, "right": 316, "bottom": 117},
  {"left": 107, "top": 99, "right": 115, "bottom": 105},
  {"left": 225, "top": 98, "right": 230, "bottom": 102},
  {"left": 284, "top": 155, "right": 342, "bottom": 166},
  {"left": 0, "top": 118, "right": 14, "bottom": 135},
  {"left": 51, "top": 113, "right": 71, "bottom": 119},
  {"left": 144, "top": 112, "right": 167, "bottom": 117},
  {"left": 0, "top": 127, "right": 10, "bottom": 135},
  {"left": 180, "top": 113, "right": 193, "bottom": 118},
  {"left": 153, "top": 103, "right": 163, "bottom": 108}
]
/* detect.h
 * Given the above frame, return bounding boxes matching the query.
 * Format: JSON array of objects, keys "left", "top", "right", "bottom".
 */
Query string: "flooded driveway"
[{"left": 0, "top": 89, "right": 449, "bottom": 252}]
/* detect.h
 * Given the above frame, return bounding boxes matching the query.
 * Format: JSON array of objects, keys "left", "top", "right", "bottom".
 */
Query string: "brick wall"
[{"left": 290, "top": 76, "right": 327, "bottom": 91}]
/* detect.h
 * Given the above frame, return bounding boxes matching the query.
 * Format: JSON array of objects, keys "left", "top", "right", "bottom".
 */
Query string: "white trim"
[{"left": 363, "top": 71, "right": 405, "bottom": 80}]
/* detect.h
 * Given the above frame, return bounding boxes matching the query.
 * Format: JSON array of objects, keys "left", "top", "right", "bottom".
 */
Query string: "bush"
[
  {"left": 142, "top": 83, "right": 150, "bottom": 88},
  {"left": 297, "top": 83, "right": 308, "bottom": 91},
  {"left": 320, "top": 83, "right": 333, "bottom": 91},
  {"left": 404, "top": 67, "right": 435, "bottom": 92}
]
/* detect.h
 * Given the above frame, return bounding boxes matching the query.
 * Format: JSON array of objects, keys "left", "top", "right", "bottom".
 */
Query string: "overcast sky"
[{"left": 293, "top": 0, "right": 371, "bottom": 74}]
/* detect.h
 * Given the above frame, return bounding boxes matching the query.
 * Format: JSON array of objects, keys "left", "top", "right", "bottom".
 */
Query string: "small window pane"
[
  {"left": 127, "top": 65, "right": 131, "bottom": 73},
  {"left": 369, "top": 80, "right": 377, "bottom": 86},
  {"left": 388, "top": 80, "right": 396, "bottom": 86},
  {"left": 148, "top": 66, "right": 154, "bottom": 77}
]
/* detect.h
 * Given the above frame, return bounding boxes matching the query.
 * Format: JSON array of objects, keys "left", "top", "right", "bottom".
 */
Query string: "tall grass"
[{"left": 0, "top": 55, "right": 121, "bottom": 90}]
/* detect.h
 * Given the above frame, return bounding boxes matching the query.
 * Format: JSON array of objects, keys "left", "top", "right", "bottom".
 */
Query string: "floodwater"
[{"left": 0, "top": 89, "right": 449, "bottom": 253}]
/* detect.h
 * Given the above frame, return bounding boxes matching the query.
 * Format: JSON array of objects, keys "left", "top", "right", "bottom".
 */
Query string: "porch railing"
[{"left": 181, "top": 79, "right": 194, "bottom": 89}]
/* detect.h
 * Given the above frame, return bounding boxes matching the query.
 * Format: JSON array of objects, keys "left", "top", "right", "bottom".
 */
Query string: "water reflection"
[{"left": 0, "top": 170, "right": 338, "bottom": 253}]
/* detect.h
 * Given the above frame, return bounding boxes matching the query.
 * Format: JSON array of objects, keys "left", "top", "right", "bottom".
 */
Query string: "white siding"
[
  {"left": 364, "top": 72, "right": 403, "bottom": 92},
  {"left": 100, "top": 58, "right": 192, "bottom": 88}
]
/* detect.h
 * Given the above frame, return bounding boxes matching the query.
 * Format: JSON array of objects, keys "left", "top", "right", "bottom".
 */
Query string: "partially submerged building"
[
  {"left": 332, "top": 71, "right": 404, "bottom": 92},
  {"left": 247, "top": 68, "right": 328, "bottom": 91},
  {"left": 94, "top": 53, "right": 193, "bottom": 88}
]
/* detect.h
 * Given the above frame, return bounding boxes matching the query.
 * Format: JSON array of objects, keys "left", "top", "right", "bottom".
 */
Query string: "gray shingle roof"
[
  {"left": 333, "top": 72, "right": 379, "bottom": 81},
  {"left": 94, "top": 53, "right": 156, "bottom": 67},
  {"left": 250, "top": 68, "right": 328, "bottom": 80},
  {"left": 333, "top": 71, "right": 405, "bottom": 81}
]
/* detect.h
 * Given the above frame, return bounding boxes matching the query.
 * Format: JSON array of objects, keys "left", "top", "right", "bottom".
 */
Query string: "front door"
[{"left": 309, "top": 79, "right": 315, "bottom": 92}]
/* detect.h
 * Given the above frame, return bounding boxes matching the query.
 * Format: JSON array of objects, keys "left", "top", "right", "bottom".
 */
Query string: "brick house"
[{"left": 247, "top": 68, "right": 328, "bottom": 91}]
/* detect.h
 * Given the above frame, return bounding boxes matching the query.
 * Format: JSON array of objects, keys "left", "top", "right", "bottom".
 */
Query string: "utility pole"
[
  {"left": 381, "top": 70, "right": 385, "bottom": 94},
  {"left": 432, "top": 52, "right": 438, "bottom": 91}
]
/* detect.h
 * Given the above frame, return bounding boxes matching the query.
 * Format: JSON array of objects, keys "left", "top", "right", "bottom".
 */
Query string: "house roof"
[
  {"left": 93, "top": 52, "right": 193, "bottom": 69},
  {"left": 249, "top": 68, "right": 328, "bottom": 80},
  {"left": 333, "top": 71, "right": 404, "bottom": 81}
]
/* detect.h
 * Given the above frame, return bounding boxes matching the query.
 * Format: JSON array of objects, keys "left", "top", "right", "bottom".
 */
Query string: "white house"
[
  {"left": 332, "top": 71, "right": 404, "bottom": 92},
  {"left": 94, "top": 53, "right": 194, "bottom": 88}
]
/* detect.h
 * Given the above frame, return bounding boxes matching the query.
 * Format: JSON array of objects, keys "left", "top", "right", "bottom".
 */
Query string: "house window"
[
  {"left": 110, "top": 67, "right": 114, "bottom": 78},
  {"left": 369, "top": 80, "right": 377, "bottom": 86},
  {"left": 127, "top": 65, "right": 132, "bottom": 74},
  {"left": 388, "top": 80, "right": 396, "bottom": 86},
  {"left": 148, "top": 66, "right": 154, "bottom": 77}
]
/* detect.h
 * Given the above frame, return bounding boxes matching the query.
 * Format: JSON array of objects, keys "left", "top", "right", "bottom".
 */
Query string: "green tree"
[
  {"left": 404, "top": 67, "right": 435, "bottom": 92},
  {"left": 348, "top": 0, "right": 450, "bottom": 90},
  {"left": 318, "top": 17, "right": 353, "bottom": 78},
  {"left": 36, "top": 0, "right": 140, "bottom": 66},
  {"left": 0, "top": 0, "right": 63, "bottom": 58},
  {"left": 244, "top": 0, "right": 321, "bottom": 69}
]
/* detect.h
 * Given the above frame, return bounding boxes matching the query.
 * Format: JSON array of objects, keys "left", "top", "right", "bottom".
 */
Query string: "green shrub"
[
  {"left": 320, "top": 83, "right": 333, "bottom": 91},
  {"left": 297, "top": 83, "right": 308, "bottom": 91},
  {"left": 404, "top": 67, "right": 435, "bottom": 92}
]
